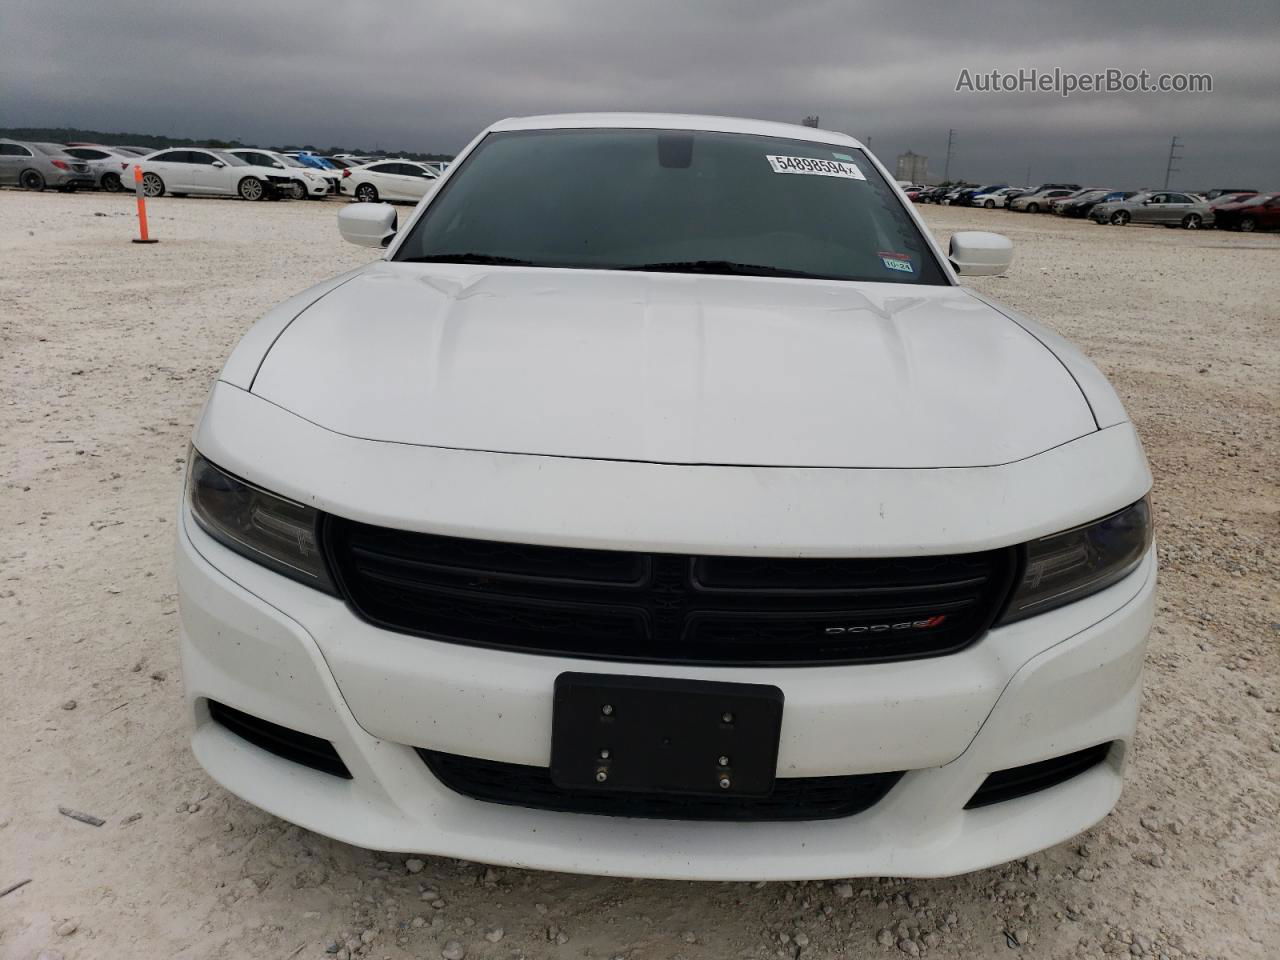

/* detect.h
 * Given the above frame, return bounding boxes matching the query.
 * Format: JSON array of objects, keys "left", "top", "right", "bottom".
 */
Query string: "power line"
[
  {"left": 1163, "top": 136, "right": 1183, "bottom": 190},
  {"left": 943, "top": 129, "right": 956, "bottom": 181}
]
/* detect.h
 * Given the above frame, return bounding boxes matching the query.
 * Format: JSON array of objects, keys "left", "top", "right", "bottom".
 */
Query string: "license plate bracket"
[{"left": 550, "top": 673, "right": 784, "bottom": 797}]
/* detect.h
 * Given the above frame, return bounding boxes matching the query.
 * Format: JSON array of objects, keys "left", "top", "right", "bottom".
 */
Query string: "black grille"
[
  {"left": 208, "top": 700, "right": 351, "bottom": 779},
  {"left": 325, "top": 518, "right": 1016, "bottom": 666},
  {"left": 965, "top": 742, "right": 1113, "bottom": 809},
  {"left": 420, "top": 750, "right": 902, "bottom": 821}
]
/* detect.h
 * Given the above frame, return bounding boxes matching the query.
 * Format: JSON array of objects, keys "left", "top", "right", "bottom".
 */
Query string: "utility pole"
[
  {"left": 1163, "top": 136, "right": 1182, "bottom": 189},
  {"left": 943, "top": 129, "right": 956, "bottom": 181}
]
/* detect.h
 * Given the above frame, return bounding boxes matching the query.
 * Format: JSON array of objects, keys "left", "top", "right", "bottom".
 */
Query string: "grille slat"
[
  {"left": 326, "top": 518, "right": 1016, "bottom": 666},
  {"left": 420, "top": 750, "right": 904, "bottom": 821}
]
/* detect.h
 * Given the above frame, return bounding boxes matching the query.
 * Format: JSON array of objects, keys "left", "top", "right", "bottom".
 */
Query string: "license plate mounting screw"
[
  {"left": 601, "top": 704, "right": 614, "bottom": 717},
  {"left": 595, "top": 769, "right": 609, "bottom": 783},
  {"left": 721, "top": 712, "right": 734, "bottom": 724},
  {"left": 718, "top": 755, "right": 730, "bottom": 767},
  {"left": 718, "top": 776, "right": 732, "bottom": 789}
]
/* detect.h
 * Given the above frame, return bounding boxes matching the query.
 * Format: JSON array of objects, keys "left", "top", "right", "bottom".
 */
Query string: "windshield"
[
  {"left": 394, "top": 128, "right": 947, "bottom": 285},
  {"left": 276, "top": 155, "right": 306, "bottom": 167}
]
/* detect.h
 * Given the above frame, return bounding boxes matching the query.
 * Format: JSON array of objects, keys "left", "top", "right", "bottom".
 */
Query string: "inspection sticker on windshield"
[
  {"left": 767, "top": 155, "right": 866, "bottom": 180},
  {"left": 878, "top": 251, "right": 915, "bottom": 273}
]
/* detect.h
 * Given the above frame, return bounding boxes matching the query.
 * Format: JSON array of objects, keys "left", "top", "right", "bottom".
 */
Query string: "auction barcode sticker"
[{"left": 766, "top": 155, "right": 866, "bottom": 180}]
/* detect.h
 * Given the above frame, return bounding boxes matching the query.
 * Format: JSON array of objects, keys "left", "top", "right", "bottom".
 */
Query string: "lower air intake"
[
  {"left": 208, "top": 700, "right": 352, "bottom": 779},
  {"left": 965, "top": 742, "right": 1113, "bottom": 809},
  {"left": 419, "top": 749, "right": 902, "bottom": 821}
]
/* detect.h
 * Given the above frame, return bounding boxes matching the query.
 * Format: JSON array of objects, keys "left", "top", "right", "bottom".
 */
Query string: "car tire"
[
  {"left": 983, "top": 199, "right": 995, "bottom": 208},
  {"left": 290, "top": 181, "right": 308, "bottom": 201},
  {"left": 142, "top": 173, "right": 165, "bottom": 198},
  {"left": 238, "top": 176, "right": 265, "bottom": 201},
  {"left": 354, "top": 183, "right": 379, "bottom": 203},
  {"left": 59, "top": 184, "right": 77, "bottom": 193},
  {"left": 101, "top": 173, "right": 123, "bottom": 192},
  {"left": 1110, "top": 210, "right": 1130, "bottom": 225},
  {"left": 1181, "top": 214, "right": 1202, "bottom": 229},
  {"left": 20, "top": 170, "right": 46, "bottom": 191},
  {"left": 1238, "top": 216, "right": 1257, "bottom": 232},
  {"left": 1026, "top": 202, "right": 1040, "bottom": 213}
]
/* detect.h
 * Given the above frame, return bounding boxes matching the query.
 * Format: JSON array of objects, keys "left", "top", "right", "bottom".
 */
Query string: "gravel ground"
[{"left": 1, "top": 191, "right": 1276, "bottom": 960}]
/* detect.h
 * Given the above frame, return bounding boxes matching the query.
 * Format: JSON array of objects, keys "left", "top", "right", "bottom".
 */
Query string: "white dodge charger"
[{"left": 177, "top": 113, "right": 1155, "bottom": 880}]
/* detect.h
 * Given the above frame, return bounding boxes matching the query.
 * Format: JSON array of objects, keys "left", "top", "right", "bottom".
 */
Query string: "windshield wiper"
[
  {"left": 619, "top": 260, "right": 823, "bottom": 279},
  {"left": 399, "top": 253, "right": 536, "bottom": 266}
]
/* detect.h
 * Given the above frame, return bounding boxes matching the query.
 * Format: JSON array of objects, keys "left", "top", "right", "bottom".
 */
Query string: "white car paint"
[
  {"left": 339, "top": 158, "right": 439, "bottom": 203},
  {"left": 119, "top": 148, "right": 284, "bottom": 199},
  {"left": 178, "top": 113, "right": 1154, "bottom": 880}
]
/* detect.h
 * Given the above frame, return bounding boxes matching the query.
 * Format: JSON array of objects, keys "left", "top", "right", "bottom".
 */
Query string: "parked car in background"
[
  {"left": 1009, "top": 188, "right": 1075, "bottom": 213},
  {"left": 956, "top": 184, "right": 1005, "bottom": 206},
  {"left": 0, "top": 139, "right": 96, "bottom": 192},
  {"left": 1003, "top": 183, "right": 1080, "bottom": 206},
  {"left": 285, "top": 151, "right": 339, "bottom": 172},
  {"left": 904, "top": 186, "right": 924, "bottom": 201},
  {"left": 340, "top": 159, "right": 440, "bottom": 203},
  {"left": 940, "top": 184, "right": 977, "bottom": 205},
  {"left": 61, "top": 144, "right": 143, "bottom": 191},
  {"left": 228, "top": 149, "right": 334, "bottom": 199},
  {"left": 1088, "top": 191, "right": 1207, "bottom": 228},
  {"left": 1211, "top": 192, "right": 1280, "bottom": 232},
  {"left": 1058, "top": 190, "right": 1133, "bottom": 218},
  {"left": 1048, "top": 188, "right": 1110, "bottom": 214},
  {"left": 1208, "top": 191, "right": 1258, "bottom": 208},
  {"left": 970, "top": 187, "right": 1023, "bottom": 208},
  {"left": 1202, "top": 188, "right": 1258, "bottom": 201},
  {"left": 120, "top": 148, "right": 289, "bottom": 200}
]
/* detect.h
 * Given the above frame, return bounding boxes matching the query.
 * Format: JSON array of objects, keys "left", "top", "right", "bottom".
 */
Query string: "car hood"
[{"left": 249, "top": 263, "right": 1097, "bottom": 468}]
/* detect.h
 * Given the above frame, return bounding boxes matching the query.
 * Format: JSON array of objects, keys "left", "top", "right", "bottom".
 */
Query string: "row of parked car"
[
  {"left": 903, "top": 180, "right": 1277, "bottom": 232},
  {"left": 0, "top": 138, "right": 450, "bottom": 205}
]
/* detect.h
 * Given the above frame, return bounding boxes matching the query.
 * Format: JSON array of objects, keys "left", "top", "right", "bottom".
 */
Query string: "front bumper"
[{"left": 177, "top": 503, "right": 1156, "bottom": 880}]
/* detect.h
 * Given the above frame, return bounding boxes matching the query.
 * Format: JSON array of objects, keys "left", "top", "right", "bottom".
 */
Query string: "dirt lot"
[{"left": 1, "top": 191, "right": 1276, "bottom": 960}]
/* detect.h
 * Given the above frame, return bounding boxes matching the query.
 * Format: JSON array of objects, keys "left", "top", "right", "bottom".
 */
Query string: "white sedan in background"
[
  {"left": 121, "top": 148, "right": 290, "bottom": 200},
  {"left": 227, "top": 149, "right": 333, "bottom": 200},
  {"left": 340, "top": 159, "right": 439, "bottom": 203},
  {"left": 970, "top": 187, "right": 1024, "bottom": 209}
]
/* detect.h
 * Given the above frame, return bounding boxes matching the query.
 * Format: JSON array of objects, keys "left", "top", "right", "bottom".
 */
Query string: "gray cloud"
[{"left": 2, "top": 0, "right": 1277, "bottom": 187}]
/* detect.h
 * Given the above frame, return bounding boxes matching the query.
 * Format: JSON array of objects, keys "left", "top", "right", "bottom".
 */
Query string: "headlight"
[
  {"left": 186, "top": 451, "right": 336, "bottom": 593},
  {"left": 999, "top": 497, "right": 1152, "bottom": 624}
]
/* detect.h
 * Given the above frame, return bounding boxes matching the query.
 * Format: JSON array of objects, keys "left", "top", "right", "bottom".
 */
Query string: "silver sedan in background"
[
  {"left": 1090, "top": 191, "right": 1211, "bottom": 229},
  {"left": 0, "top": 139, "right": 96, "bottom": 192}
]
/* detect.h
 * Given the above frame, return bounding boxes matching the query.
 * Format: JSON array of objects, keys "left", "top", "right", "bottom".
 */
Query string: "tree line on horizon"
[{"left": 0, "top": 127, "right": 453, "bottom": 163}]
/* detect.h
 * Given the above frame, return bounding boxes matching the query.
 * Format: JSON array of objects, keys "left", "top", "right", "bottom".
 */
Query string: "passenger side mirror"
[
  {"left": 211, "top": 160, "right": 225, "bottom": 168},
  {"left": 948, "top": 231, "right": 1013, "bottom": 277},
  {"left": 338, "top": 203, "right": 398, "bottom": 248}
]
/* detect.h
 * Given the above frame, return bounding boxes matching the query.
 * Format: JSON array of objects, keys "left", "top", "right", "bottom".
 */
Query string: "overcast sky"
[{"left": 2, "top": 0, "right": 1276, "bottom": 188}]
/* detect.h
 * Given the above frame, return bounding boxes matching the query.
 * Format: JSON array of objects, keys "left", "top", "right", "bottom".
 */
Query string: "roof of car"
[{"left": 490, "top": 113, "right": 865, "bottom": 148}]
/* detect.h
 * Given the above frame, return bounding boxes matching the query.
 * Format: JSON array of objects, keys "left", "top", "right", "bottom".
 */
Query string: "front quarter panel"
[
  {"left": 964, "top": 291, "right": 1130, "bottom": 429},
  {"left": 218, "top": 266, "right": 371, "bottom": 388}
]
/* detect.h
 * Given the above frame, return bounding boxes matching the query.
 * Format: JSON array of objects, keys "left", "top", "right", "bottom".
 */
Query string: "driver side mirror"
[
  {"left": 948, "top": 231, "right": 1013, "bottom": 277},
  {"left": 211, "top": 160, "right": 225, "bottom": 168},
  {"left": 338, "top": 203, "right": 398, "bottom": 248}
]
